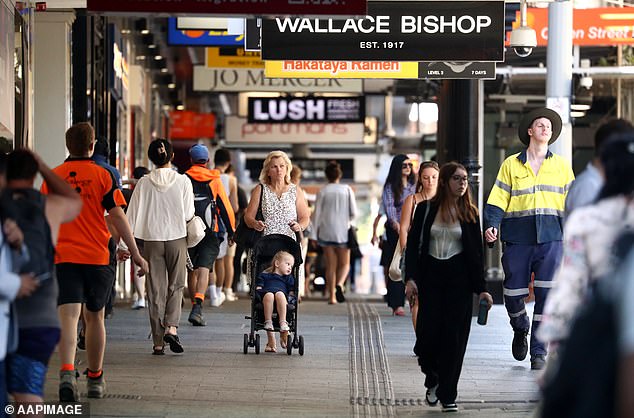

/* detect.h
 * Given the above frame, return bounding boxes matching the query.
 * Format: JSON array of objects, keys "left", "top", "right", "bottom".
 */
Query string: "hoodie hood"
[
  {"left": 148, "top": 167, "right": 181, "bottom": 192},
  {"left": 186, "top": 165, "right": 221, "bottom": 183}
]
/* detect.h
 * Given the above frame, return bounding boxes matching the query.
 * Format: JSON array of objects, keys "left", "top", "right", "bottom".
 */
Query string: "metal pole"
[{"left": 546, "top": 0, "right": 573, "bottom": 162}]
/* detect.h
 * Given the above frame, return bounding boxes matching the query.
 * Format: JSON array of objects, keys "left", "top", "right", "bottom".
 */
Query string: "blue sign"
[{"left": 167, "top": 18, "right": 244, "bottom": 47}]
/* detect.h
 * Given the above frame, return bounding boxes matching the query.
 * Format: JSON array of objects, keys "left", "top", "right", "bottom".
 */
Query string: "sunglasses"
[{"left": 402, "top": 162, "right": 413, "bottom": 169}]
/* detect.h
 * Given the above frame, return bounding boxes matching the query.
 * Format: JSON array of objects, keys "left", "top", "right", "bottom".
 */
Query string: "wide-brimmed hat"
[{"left": 518, "top": 107, "right": 562, "bottom": 146}]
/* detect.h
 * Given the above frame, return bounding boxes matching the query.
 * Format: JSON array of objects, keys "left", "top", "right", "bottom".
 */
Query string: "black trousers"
[
  {"left": 383, "top": 227, "right": 405, "bottom": 309},
  {"left": 415, "top": 254, "right": 472, "bottom": 405}
]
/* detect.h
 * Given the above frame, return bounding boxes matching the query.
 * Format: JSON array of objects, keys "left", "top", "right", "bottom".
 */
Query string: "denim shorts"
[{"left": 317, "top": 240, "right": 348, "bottom": 249}]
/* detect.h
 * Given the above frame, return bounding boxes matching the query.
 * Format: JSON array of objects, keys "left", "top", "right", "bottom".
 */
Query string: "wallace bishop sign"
[{"left": 261, "top": 1, "right": 505, "bottom": 62}]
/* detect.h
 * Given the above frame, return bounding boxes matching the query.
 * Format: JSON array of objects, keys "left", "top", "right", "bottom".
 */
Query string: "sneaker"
[
  {"left": 59, "top": 370, "right": 79, "bottom": 402},
  {"left": 531, "top": 354, "right": 546, "bottom": 370},
  {"left": 87, "top": 374, "right": 106, "bottom": 399},
  {"left": 224, "top": 288, "right": 238, "bottom": 302},
  {"left": 263, "top": 320, "right": 274, "bottom": 331},
  {"left": 131, "top": 299, "right": 146, "bottom": 310},
  {"left": 211, "top": 291, "right": 226, "bottom": 307},
  {"left": 512, "top": 330, "right": 528, "bottom": 361},
  {"left": 441, "top": 403, "right": 458, "bottom": 412},
  {"left": 188, "top": 304, "right": 206, "bottom": 326},
  {"left": 425, "top": 384, "right": 439, "bottom": 406},
  {"left": 280, "top": 321, "right": 290, "bottom": 332}
]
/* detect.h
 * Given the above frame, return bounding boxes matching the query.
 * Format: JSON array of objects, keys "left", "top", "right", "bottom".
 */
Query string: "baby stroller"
[{"left": 243, "top": 233, "right": 305, "bottom": 355}]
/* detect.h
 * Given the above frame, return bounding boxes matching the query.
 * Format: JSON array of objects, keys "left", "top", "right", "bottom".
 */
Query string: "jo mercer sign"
[
  {"left": 248, "top": 97, "right": 365, "bottom": 124},
  {"left": 225, "top": 116, "right": 365, "bottom": 144},
  {"left": 261, "top": 1, "right": 505, "bottom": 61},
  {"left": 87, "top": 0, "right": 367, "bottom": 15},
  {"left": 507, "top": 7, "right": 634, "bottom": 46}
]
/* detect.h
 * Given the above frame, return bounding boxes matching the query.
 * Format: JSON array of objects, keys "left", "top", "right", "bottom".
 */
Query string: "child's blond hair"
[{"left": 263, "top": 251, "right": 294, "bottom": 273}]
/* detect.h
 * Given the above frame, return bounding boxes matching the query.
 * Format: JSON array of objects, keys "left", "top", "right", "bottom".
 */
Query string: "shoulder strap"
[
  {"left": 417, "top": 200, "right": 431, "bottom": 256},
  {"left": 256, "top": 184, "right": 264, "bottom": 220},
  {"left": 406, "top": 194, "right": 419, "bottom": 233}
]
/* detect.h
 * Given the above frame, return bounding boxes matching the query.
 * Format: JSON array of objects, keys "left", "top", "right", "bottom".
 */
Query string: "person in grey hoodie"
[{"left": 125, "top": 139, "right": 195, "bottom": 355}]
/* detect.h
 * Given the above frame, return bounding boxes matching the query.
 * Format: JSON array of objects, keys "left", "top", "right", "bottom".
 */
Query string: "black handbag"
[
  {"left": 348, "top": 226, "right": 362, "bottom": 259},
  {"left": 233, "top": 184, "right": 264, "bottom": 249}
]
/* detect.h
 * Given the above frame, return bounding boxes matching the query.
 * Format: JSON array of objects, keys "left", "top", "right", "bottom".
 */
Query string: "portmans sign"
[{"left": 261, "top": 1, "right": 505, "bottom": 62}]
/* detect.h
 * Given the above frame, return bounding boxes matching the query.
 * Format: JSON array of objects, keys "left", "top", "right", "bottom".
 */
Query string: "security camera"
[{"left": 510, "top": 26, "right": 537, "bottom": 58}]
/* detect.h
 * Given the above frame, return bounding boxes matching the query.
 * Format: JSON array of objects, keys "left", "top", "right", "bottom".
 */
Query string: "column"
[{"left": 33, "top": 11, "right": 75, "bottom": 167}]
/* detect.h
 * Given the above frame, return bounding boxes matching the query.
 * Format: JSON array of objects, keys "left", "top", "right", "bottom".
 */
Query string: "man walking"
[
  {"left": 45, "top": 122, "right": 148, "bottom": 401},
  {"left": 484, "top": 108, "right": 574, "bottom": 370},
  {"left": 184, "top": 145, "right": 235, "bottom": 326}
]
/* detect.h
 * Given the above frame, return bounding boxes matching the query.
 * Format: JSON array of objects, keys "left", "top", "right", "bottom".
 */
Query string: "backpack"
[
  {"left": 0, "top": 188, "right": 55, "bottom": 278},
  {"left": 186, "top": 174, "right": 217, "bottom": 233}
]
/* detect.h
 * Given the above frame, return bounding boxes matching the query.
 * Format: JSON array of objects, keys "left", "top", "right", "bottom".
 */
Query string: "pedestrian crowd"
[{"left": 0, "top": 108, "right": 632, "bottom": 416}]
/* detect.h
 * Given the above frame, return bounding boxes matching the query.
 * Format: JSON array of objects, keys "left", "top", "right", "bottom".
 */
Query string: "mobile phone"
[{"left": 34, "top": 272, "right": 52, "bottom": 282}]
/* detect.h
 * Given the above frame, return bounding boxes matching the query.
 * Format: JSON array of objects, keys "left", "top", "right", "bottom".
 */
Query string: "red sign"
[
  {"left": 506, "top": 7, "right": 634, "bottom": 47},
  {"left": 170, "top": 111, "right": 216, "bottom": 140},
  {"left": 87, "top": 0, "right": 367, "bottom": 16}
]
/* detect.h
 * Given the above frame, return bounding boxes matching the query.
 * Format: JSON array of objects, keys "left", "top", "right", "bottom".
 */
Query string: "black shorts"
[
  {"left": 188, "top": 233, "right": 220, "bottom": 270},
  {"left": 56, "top": 263, "right": 116, "bottom": 312}
]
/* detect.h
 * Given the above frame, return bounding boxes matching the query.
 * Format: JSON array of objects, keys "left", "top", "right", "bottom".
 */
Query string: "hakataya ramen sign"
[{"left": 261, "top": 1, "right": 505, "bottom": 62}]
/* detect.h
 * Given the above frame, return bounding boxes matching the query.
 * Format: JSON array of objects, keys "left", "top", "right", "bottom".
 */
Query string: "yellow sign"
[
  {"left": 265, "top": 60, "right": 419, "bottom": 79},
  {"left": 205, "top": 47, "right": 264, "bottom": 69}
]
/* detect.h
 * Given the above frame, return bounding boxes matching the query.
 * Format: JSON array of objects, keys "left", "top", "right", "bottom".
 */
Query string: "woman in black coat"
[{"left": 404, "top": 162, "right": 493, "bottom": 413}]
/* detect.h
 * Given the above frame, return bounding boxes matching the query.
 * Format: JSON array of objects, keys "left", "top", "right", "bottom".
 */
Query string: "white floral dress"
[{"left": 538, "top": 195, "right": 634, "bottom": 343}]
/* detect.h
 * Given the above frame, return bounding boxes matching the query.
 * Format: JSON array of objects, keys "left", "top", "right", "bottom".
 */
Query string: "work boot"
[
  {"left": 87, "top": 373, "right": 106, "bottom": 399},
  {"left": 531, "top": 355, "right": 546, "bottom": 370},
  {"left": 59, "top": 370, "right": 79, "bottom": 402},
  {"left": 188, "top": 304, "right": 206, "bottom": 326},
  {"left": 512, "top": 330, "right": 528, "bottom": 361}
]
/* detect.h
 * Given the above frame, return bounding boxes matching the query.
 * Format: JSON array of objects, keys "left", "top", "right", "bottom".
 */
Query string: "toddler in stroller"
[
  {"left": 256, "top": 251, "right": 295, "bottom": 351},
  {"left": 243, "top": 233, "right": 305, "bottom": 355}
]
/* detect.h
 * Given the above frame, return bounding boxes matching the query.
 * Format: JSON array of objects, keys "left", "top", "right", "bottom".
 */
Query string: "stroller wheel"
[
  {"left": 255, "top": 334, "right": 261, "bottom": 354},
  {"left": 287, "top": 335, "right": 293, "bottom": 356},
  {"left": 243, "top": 334, "right": 249, "bottom": 354},
  {"left": 299, "top": 335, "right": 305, "bottom": 356}
]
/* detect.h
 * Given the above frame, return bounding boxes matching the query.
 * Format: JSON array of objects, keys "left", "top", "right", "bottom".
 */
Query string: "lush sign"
[{"left": 248, "top": 97, "right": 365, "bottom": 124}]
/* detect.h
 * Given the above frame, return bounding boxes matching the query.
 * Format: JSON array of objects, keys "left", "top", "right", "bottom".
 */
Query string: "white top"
[
  {"left": 564, "top": 162, "right": 603, "bottom": 221},
  {"left": 429, "top": 220, "right": 463, "bottom": 260},
  {"left": 539, "top": 195, "right": 634, "bottom": 343},
  {"left": 126, "top": 168, "right": 195, "bottom": 241},
  {"left": 313, "top": 183, "right": 357, "bottom": 244},
  {"left": 262, "top": 183, "right": 298, "bottom": 239}
]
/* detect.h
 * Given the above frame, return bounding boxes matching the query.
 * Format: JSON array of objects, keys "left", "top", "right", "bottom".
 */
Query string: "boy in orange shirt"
[{"left": 43, "top": 122, "right": 148, "bottom": 401}]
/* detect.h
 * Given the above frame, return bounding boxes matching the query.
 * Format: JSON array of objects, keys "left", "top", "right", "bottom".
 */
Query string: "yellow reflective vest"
[{"left": 484, "top": 150, "right": 575, "bottom": 244}]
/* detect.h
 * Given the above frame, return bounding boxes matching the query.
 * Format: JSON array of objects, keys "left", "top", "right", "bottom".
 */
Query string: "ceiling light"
[
  {"left": 570, "top": 103, "right": 591, "bottom": 111},
  {"left": 154, "top": 55, "right": 163, "bottom": 60},
  {"left": 160, "top": 68, "right": 169, "bottom": 73},
  {"left": 168, "top": 83, "right": 176, "bottom": 89},
  {"left": 176, "top": 104, "right": 185, "bottom": 111},
  {"left": 141, "top": 29, "right": 150, "bottom": 35},
  {"left": 570, "top": 110, "right": 586, "bottom": 118}
]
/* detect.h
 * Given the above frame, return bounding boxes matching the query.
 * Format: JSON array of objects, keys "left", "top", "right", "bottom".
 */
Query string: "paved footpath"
[{"left": 44, "top": 297, "right": 540, "bottom": 417}]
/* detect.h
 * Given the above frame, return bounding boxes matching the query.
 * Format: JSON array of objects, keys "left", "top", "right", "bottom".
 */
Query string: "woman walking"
[
  {"left": 404, "top": 162, "right": 492, "bottom": 412},
  {"left": 381, "top": 154, "right": 415, "bottom": 315},
  {"left": 399, "top": 161, "right": 439, "bottom": 330},
  {"left": 313, "top": 161, "right": 357, "bottom": 304},
  {"left": 244, "top": 150, "right": 310, "bottom": 352},
  {"left": 125, "top": 139, "right": 194, "bottom": 355}
]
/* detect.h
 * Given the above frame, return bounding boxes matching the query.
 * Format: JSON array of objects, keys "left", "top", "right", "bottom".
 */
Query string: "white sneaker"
[
  {"left": 224, "top": 289, "right": 238, "bottom": 302},
  {"left": 211, "top": 292, "right": 226, "bottom": 307},
  {"left": 131, "top": 299, "right": 146, "bottom": 310}
]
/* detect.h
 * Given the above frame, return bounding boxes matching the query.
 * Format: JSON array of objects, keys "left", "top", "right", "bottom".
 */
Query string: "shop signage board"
[
  {"left": 205, "top": 47, "right": 264, "bottom": 69},
  {"left": 261, "top": 1, "right": 505, "bottom": 62},
  {"left": 87, "top": 0, "right": 367, "bottom": 15},
  {"left": 248, "top": 97, "right": 365, "bottom": 124},
  {"left": 265, "top": 60, "right": 419, "bottom": 78},
  {"left": 193, "top": 66, "right": 363, "bottom": 93},
  {"left": 225, "top": 116, "right": 365, "bottom": 144},
  {"left": 507, "top": 7, "right": 634, "bottom": 46},
  {"left": 167, "top": 18, "right": 243, "bottom": 47},
  {"left": 418, "top": 61, "right": 496, "bottom": 79},
  {"left": 170, "top": 111, "right": 216, "bottom": 140}
]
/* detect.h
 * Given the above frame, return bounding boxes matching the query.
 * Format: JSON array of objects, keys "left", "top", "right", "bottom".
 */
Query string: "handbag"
[
  {"left": 186, "top": 215, "right": 206, "bottom": 248},
  {"left": 233, "top": 184, "right": 264, "bottom": 249},
  {"left": 347, "top": 226, "right": 362, "bottom": 259},
  {"left": 389, "top": 197, "right": 429, "bottom": 282}
]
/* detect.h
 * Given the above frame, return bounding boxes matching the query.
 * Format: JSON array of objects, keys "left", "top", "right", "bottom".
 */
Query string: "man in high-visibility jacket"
[{"left": 484, "top": 108, "right": 574, "bottom": 371}]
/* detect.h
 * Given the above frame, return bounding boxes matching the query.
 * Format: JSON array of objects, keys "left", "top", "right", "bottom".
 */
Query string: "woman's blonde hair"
[
  {"left": 259, "top": 150, "right": 293, "bottom": 185},
  {"left": 263, "top": 251, "right": 295, "bottom": 273}
]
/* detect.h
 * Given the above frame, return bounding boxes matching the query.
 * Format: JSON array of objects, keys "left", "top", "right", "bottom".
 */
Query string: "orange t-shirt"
[{"left": 41, "top": 158, "right": 126, "bottom": 265}]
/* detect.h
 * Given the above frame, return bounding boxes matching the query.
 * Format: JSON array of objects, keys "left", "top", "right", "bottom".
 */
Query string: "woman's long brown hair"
[{"left": 433, "top": 162, "right": 479, "bottom": 224}]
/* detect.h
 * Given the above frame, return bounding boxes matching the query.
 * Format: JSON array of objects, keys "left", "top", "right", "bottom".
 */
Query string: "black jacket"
[{"left": 404, "top": 200, "right": 486, "bottom": 294}]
